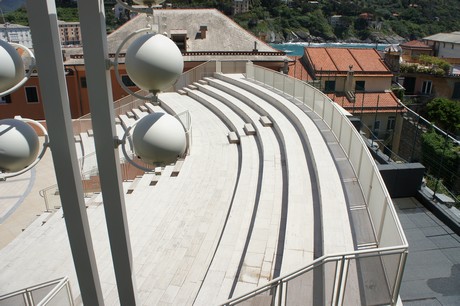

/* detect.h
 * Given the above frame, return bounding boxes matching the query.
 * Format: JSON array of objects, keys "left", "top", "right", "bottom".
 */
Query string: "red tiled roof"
[
  {"left": 287, "top": 56, "right": 313, "bottom": 82},
  {"left": 327, "top": 92, "right": 403, "bottom": 113},
  {"left": 351, "top": 49, "right": 389, "bottom": 71},
  {"left": 305, "top": 47, "right": 390, "bottom": 74},
  {"left": 401, "top": 40, "right": 432, "bottom": 49}
]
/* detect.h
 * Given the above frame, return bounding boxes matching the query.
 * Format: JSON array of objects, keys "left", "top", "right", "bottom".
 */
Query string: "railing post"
[
  {"left": 333, "top": 256, "right": 347, "bottom": 306},
  {"left": 391, "top": 251, "right": 408, "bottom": 305},
  {"left": 278, "top": 281, "right": 283, "bottom": 306}
]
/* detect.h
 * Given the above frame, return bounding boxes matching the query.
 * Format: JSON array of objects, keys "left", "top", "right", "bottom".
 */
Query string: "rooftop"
[
  {"left": 64, "top": 9, "right": 286, "bottom": 65},
  {"left": 304, "top": 47, "right": 391, "bottom": 75},
  {"left": 328, "top": 92, "right": 402, "bottom": 113},
  {"left": 401, "top": 40, "right": 433, "bottom": 50},
  {"left": 423, "top": 31, "right": 460, "bottom": 44},
  {"left": 287, "top": 56, "right": 313, "bottom": 82}
]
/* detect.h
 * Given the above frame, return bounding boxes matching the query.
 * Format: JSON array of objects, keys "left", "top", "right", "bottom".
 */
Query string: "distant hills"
[{"left": 3, "top": 0, "right": 460, "bottom": 43}]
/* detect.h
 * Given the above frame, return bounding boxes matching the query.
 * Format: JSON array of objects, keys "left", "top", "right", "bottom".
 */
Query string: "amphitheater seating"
[{"left": 1, "top": 72, "right": 361, "bottom": 306}]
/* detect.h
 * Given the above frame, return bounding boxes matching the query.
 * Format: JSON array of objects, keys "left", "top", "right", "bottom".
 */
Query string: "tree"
[
  {"left": 426, "top": 98, "right": 460, "bottom": 135},
  {"left": 421, "top": 130, "right": 460, "bottom": 189}
]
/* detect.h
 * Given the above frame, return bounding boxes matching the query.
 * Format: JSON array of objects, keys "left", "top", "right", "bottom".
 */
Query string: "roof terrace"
[{"left": 0, "top": 61, "right": 408, "bottom": 305}]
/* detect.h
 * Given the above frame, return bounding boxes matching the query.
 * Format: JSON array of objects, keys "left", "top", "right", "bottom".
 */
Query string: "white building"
[
  {"left": 0, "top": 23, "right": 33, "bottom": 49},
  {"left": 423, "top": 31, "right": 460, "bottom": 59}
]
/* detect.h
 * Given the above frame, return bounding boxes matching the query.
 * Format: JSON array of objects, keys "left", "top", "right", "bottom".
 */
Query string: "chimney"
[
  {"left": 346, "top": 65, "right": 354, "bottom": 92},
  {"left": 200, "top": 25, "right": 207, "bottom": 39}
]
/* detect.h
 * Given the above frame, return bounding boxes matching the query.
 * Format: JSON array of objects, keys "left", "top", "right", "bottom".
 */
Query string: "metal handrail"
[
  {"left": 0, "top": 277, "right": 72, "bottom": 306},
  {"left": 247, "top": 62, "right": 408, "bottom": 247},
  {"left": 37, "top": 277, "right": 74, "bottom": 306},
  {"left": 219, "top": 246, "right": 408, "bottom": 306},
  {"left": 217, "top": 63, "right": 408, "bottom": 305}
]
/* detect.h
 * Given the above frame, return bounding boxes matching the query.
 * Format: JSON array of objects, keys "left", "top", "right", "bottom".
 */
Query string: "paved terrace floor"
[
  {"left": 0, "top": 73, "right": 391, "bottom": 305},
  {"left": 395, "top": 198, "right": 460, "bottom": 306}
]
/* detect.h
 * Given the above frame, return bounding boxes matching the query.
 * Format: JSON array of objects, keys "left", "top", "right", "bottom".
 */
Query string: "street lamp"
[
  {"left": 113, "top": 0, "right": 187, "bottom": 170},
  {"left": 0, "top": 39, "right": 48, "bottom": 181}
]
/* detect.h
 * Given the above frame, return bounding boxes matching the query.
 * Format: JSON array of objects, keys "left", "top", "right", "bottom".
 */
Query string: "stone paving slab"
[{"left": 395, "top": 197, "right": 460, "bottom": 306}]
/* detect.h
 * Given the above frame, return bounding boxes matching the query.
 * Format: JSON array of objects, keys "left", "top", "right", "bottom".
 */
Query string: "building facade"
[
  {"left": 423, "top": 31, "right": 460, "bottom": 62},
  {"left": 57, "top": 20, "right": 82, "bottom": 47},
  {"left": 299, "top": 47, "right": 402, "bottom": 142},
  {"left": 0, "top": 23, "right": 33, "bottom": 48},
  {"left": 0, "top": 9, "right": 288, "bottom": 120},
  {"left": 233, "top": 0, "right": 250, "bottom": 14}
]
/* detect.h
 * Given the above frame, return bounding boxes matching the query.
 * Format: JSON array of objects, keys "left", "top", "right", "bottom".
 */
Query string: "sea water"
[{"left": 270, "top": 42, "right": 390, "bottom": 56}]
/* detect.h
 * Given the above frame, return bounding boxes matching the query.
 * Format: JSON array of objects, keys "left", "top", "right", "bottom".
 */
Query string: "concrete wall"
[{"left": 379, "top": 162, "right": 425, "bottom": 198}]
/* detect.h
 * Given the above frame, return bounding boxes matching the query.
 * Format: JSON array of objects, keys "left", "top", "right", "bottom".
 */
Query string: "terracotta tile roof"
[
  {"left": 305, "top": 47, "right": 391, "bottom": 74},
  {"left": 306, "top": 48, "right": 337, "bottom": 71},
  {"left": 351, "top": 49, "right": 389, "bottom": 72},
  {"left": 287, "top": 56, "right": 313, "bottom": 82},
  {"left": 327, "top": 92, "right": 403, "bottom": 114},
  {"left": 401, "top": 40, "right": 432, "bottom": 49}
]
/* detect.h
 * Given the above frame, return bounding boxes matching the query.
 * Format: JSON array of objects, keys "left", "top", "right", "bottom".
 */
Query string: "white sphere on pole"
[
  {"left": 125, "top": 33, "right": 183, "bottom": 92},
  {"left": 132, "top": 112, "right": 186, "bottom": 165},
  {"left": 0, "top": 40, "right": 24, "bottom": 93},
  {"left": 0, "top": 119, "right": 40, "bottom": 173}
]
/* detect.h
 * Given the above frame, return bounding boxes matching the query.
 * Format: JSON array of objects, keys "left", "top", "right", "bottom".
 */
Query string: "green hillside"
[
  {"left": 3, "top": 0, "right": 460, "bottom": 42},
  {"left": 169, "top": 0, "right": 460, "bottom": 42}
]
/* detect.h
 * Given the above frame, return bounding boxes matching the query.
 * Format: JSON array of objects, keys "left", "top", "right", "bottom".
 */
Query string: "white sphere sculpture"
[
  {"left": 132, "top": 0, "right": 165, "bottom": 5},
  {"left": 125, "top": 34, "right": 183, "bottom": 92},
  {"left": 132, "top": 112, "right": 186, "bottom": 165},
  {"left": 0, "top": 119, "right": 40, "bottom": 173},
  {"left": 0, "top": 40, "right": 24, "bottom": 93}
]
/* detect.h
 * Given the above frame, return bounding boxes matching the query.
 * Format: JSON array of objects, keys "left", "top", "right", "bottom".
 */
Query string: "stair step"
[
  {"left": 243, "top": 123, "right": 256, "bottom": 136},
  {"left": 260, "top": 116, "right": 273, "bottom": 127},
  {"left": 227, "top": 131, "right": 239, "bottom": 144},
  {"left": 139, "top": 104, "right": 148, "bottom": 112},
  {"left": 145, "top": 102, "right": 164, "bottom": 113},
  {"left": 171, "top": 159, "right": 185, "bottom": 177},
  {"left": 126, "top": 177, "right": 142, "bottom": 194}
]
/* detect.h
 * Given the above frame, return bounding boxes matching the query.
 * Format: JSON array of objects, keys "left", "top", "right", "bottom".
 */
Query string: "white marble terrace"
[{"left": 0, "top": 63, "right": 407, "bottom": 305}]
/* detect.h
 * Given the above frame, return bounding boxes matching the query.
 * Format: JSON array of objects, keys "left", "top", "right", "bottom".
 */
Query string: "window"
[
  {"left": 387, "top": 116, "right": 396, "bottom": 130},
  {"left": 373, "top": 120, "right": 380, "bottom": 131},
  {"left": 421, "top": 80, "right": 432, "bottom": 94},
  {"left": 324, "top": 80, "right": 336, "bottom": 92},
  {"left": 355, "top": 81, "right": 365, "bottom": 91},
  {"left": 25, "top": 87, "right": 39, "bottom": 103},
  {"left": 121, "top": 75, "right": 136, "bottom": 87},
  {"left": 80, "top": 77, "right": 87, "bottom": 88},
  {"left": 0, "top": 95, "right": 12, "bottom": 104}
]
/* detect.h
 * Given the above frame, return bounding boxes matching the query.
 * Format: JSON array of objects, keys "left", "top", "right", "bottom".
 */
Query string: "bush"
[{"left": 421, "top": 130, "right": 460, "bottom": 189}]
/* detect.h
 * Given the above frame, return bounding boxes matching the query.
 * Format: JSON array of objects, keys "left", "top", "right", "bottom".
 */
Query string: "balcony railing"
[
  {"left": 0, "top": 277, "right": 73, "bottom": 306},
  {"left": 32, "top": 60, "right": 407, "bottom": 305}
]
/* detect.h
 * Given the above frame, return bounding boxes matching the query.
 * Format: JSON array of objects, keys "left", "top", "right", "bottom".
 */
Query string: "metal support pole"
[
  {"left": 76, "top": 0, "right": 137, "bottom": 304},
  {"left": 26, "top": 1, "right": 104, "bottom": 305},
  {"left": 433, "top": 133, "right": 449, "bottom": 199}
]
